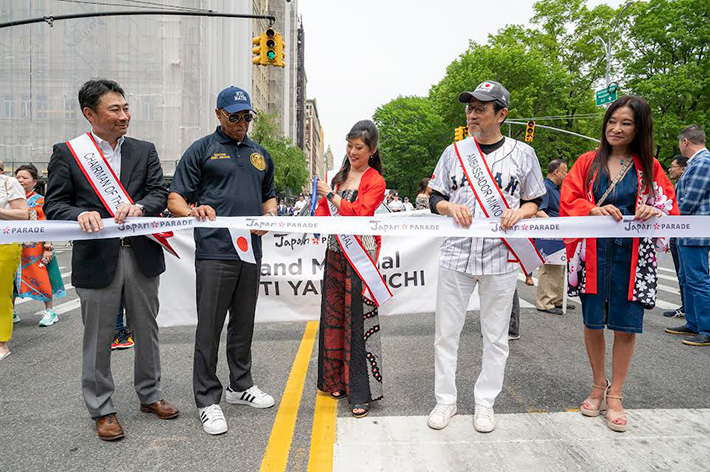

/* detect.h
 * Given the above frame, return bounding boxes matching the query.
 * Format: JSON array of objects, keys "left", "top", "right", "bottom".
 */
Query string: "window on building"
[
  {"left": 64, "top": 95, "right": 77, "bottom": 119},
  {"left": 142, "top": 99, "right": 155, "bottom": 121},
  {"left": 36, "top": 95, "right": 49, "bottom": 119},
  {"left": 3, "top": 95, "right": 15, "bottom": 119},
  {"left": 19, "top": 95, "right": 31, "bottom": 119}
]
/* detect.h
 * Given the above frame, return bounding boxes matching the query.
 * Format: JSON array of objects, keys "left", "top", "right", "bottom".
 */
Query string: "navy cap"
[
  {"left": 458, "top": 80, "right": 510, "bottom": 108},
  {"left": 217, "top": 86, "right": 253, "bottom": 113}
]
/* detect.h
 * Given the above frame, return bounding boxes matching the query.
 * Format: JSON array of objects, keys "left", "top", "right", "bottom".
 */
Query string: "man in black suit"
[{"left": 44, "top": 79, "right": 178, "bottom": 441}]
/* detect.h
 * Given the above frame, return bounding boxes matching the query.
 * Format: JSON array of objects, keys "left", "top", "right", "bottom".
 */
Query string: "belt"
[{"left": 119, "top": 238, "right": 131, "bottom": 248}]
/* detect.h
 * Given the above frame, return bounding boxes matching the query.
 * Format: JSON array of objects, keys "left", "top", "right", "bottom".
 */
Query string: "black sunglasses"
[{"left": 220, "top": 109, "right": 254, "bottom": 123}]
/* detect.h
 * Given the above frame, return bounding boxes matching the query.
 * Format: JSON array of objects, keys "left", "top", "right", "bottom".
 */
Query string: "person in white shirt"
[
  {"left": 403, "top": 197, "right": 414, "bottom": 211},
  {"left": 426, "top": 80, "right": 545, "bottom": 433}
]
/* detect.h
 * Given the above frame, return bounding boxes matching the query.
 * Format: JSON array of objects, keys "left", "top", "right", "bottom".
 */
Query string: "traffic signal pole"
[{"left": 0, "top": 10, "right": 276, "bottom": 29}]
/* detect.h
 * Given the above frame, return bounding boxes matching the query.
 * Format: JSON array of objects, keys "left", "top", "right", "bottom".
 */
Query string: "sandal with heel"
[
  {"left": 330, "top": 390, "right": 346, "bottom": 400},
  {"left": 352, "top": 403, "right": 369, "bottom": 418},
  {"left": 605, "top": 393, "right": 627, "bottom": 432},
  {"left": 580, "top": 379, "right": 610, "bottom": 417}
]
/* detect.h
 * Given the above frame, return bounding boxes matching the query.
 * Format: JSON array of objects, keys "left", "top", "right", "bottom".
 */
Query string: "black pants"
[
  {"left": 670, "top": 238, "right": 685, "bottom": 312},
  {"left": 193, "top": 259, "right": 261, "bottom": 408}
]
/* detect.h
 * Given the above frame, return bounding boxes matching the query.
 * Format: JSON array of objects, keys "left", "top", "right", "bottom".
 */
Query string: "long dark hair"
[
  {"left": 331, "top": 120, "right": 383, "bottom": 188},
  {"left": 587, "top": 95, "right": 655, "bottom": 196}
]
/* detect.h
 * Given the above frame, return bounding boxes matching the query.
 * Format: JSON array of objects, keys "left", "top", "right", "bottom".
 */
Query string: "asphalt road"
[{"left": 1, "top": 246, "right": 708, "bottom": 471}]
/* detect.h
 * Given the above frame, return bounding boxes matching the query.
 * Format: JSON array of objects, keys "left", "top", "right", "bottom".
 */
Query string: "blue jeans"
[{"left": 677, "top": 245, "right": 710, "bottom": 335}]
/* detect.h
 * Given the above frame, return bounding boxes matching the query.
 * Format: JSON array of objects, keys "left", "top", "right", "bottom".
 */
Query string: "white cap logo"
[{"left": 234, "top": 91, "right": 248, "bottom": 102}]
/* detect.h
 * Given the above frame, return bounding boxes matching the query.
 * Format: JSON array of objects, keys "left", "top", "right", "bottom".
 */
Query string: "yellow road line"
[
  {"left": 261, "top": 321, "right": 319, "bottom": 472},
  {"left": 307, "top": 391, "right": 337, "bottom": 472}
]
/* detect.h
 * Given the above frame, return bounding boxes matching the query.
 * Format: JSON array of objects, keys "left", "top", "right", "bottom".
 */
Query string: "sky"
[{"left": 298, "top": 0, "right": 625, "bottom": 165}]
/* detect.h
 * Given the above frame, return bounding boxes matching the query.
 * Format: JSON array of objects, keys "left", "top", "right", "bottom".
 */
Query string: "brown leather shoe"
[
  {"left": 140, "top": 400, "right": 179, "bottom": 419},
  {"left": 96, "top": 414, "right": 124, "bottom": 441}
]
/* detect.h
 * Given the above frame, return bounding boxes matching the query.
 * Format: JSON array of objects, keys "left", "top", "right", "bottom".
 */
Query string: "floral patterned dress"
[{"left": 317, "top": 189, "right": 383, "bottom": 404}]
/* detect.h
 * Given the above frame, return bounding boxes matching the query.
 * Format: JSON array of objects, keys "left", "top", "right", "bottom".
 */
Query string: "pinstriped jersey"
[{"left": 428, "top": 137, "right": 546, "bottom": 275}]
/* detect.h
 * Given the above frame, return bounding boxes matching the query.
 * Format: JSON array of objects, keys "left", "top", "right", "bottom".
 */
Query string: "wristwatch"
[
  {"left": 326, "top": 192, "right": 335, "bottom": 201},
  {"left": 134, "top": 203, "right": 145, "bottom": 215}
]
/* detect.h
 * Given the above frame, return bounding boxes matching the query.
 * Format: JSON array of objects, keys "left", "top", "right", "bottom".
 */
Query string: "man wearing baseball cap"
[
  {"left": 426, "top": 80, "right": 546, "bottom": 432},
  {"left": 168, "top": 86, "right": 278, "bottom": 435}
]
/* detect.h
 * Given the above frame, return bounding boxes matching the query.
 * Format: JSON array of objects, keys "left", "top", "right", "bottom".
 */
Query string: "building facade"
[
  {"left": 0, "top": 0, "right": 253, "bottom": 175},
  {"left": 304, "top": 98, "right": 324, "bottom": 178}
]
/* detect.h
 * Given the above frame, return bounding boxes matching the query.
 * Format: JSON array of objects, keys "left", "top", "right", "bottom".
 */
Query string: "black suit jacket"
[{"left": 44, "top": 136, "right": 169, "bottom": 289}]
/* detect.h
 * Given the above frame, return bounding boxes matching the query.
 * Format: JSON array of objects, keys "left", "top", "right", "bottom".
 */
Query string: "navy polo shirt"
[
  {"left": 170, "top": 127, "right": 276, "bottom": 261},
  {"left": 539, "top": 177, "right": 560, "bottom": 217}
]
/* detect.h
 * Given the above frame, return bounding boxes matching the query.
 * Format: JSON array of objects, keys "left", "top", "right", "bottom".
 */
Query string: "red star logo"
[
  {"left": 151, "top": 221, "right": 159, "bottom": 228},
  {"left": 312, "top": 238, "right": 319, "bottom": 244},
  {"left": 279, "top": 222, "right": 285, "bottom": 227},
  {"left": 522, "top": 224, "right": 529, "bottom": 230},
  {"left": 654, "top": 223, "right": 660, "bottom": 230},
  {"left": 2, "top": 227, "right": 8, "bottom": 234},
  {"left": 401, "top": 224, "right": 408, "bottom": 230}
]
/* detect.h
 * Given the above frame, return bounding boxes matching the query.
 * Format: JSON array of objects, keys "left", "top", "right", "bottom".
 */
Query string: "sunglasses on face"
[{"left": 220, "top": 109, "right": 254, "bottom": 123}]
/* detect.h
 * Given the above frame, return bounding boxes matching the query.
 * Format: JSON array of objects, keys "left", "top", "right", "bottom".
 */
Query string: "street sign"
[{"left": 595, "top": 83, "right": 618, "bottom": 106}]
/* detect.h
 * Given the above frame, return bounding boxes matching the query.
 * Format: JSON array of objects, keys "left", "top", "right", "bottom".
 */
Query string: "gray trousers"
[
  {"left": 76, "top": 247, "right": 162, "bottom": 420},
  {"left": 193, "top": 259, "right": 261, "bottom": 408}
]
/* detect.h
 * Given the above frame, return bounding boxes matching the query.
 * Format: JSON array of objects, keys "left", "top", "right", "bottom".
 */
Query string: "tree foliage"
[
  {"left": 373, "top": 96, "right": 451, "bottom": 198},
  {"left": 375, "top": 0, "right": 710, "bottom": 189},
  {"left": 250, "top": 111, "right": 309, "bottom": 196}
]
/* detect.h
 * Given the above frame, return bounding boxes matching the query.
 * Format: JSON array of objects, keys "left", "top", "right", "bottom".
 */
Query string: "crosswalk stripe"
[
  {"left": 52, "top": 299, "right": 81, "bottom": 315},
  {"left": 658, "top": 267, "right": 676, "bottom": 274},
  {"left": 61, "top": 271, "right": 71, "bottom": 278},
  {"left": 657, "top": 273, "right": 677, "bottom": 282}
]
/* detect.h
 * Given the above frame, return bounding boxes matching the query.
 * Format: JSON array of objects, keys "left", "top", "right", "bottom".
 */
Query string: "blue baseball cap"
[{"left": 216, "top": 86, "right": 253, "bottom": 113}]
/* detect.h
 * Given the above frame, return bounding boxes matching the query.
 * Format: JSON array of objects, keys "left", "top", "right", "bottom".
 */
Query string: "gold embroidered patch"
[
  {"left": 209, "top": 152, "right": 230, "bottom": 160},
  {"left": 250, "top": 153, "right": 266, "bottom": 171}
]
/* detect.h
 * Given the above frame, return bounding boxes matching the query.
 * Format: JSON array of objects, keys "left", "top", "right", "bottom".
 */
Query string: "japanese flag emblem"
[
  {"left": 477, "top": 82, "right": 495, "bottom": 91},
  {"left": 228, "top": 228, "right": 256, "bottom": 264}
]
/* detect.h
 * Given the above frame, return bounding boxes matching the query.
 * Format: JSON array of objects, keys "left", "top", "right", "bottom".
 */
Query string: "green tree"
[
  {"left": 250, "top": 111, "right": 309, "bottom": 196},
  {"left": 373, "top": 96, "right": 451, "bottom": 199}
]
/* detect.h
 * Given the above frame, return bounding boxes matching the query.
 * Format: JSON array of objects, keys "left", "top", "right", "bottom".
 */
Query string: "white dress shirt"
[{"left": 91, "top": 130, "right": 124, "bottom": 175}]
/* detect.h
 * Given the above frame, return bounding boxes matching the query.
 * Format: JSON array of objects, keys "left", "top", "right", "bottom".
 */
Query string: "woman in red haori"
[
  {"left": 560, "top": 95, "right": 678, "bottom": 432},
  {"left": 314, "top": 120, "right": 386, "bottom": 418}
]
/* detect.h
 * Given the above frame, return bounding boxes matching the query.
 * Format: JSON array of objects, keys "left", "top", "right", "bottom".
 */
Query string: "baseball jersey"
[{"left": 428, "top": 137, "right": 546, "bottom": 275}]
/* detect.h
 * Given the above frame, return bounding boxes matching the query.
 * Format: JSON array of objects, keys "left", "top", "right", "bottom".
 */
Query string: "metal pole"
[{"left": 0, "top": 10, "right": 276, "bottom": 29}]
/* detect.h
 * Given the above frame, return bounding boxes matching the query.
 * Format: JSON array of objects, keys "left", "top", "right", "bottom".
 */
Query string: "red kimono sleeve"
[
  {"left": 315, "top": 195, "right": 328, "bottom": 216},
  {"left": 339, "top": 171, "right": 386, "bottom": 217},
  {"left": 651, "top": 159, "right": 680, "bottom": 216},
  {"left": 560, "top": 151, "right": 596, "bottom": 217}
]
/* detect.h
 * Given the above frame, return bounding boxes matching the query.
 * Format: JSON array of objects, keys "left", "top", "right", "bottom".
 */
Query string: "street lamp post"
[{"left": 596, "top": 1, "right": 633, "bottom": 90}]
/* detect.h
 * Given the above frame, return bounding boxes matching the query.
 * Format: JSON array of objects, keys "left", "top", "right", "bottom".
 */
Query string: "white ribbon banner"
[{"left": 0, "top": 215, "right": 705, "bottom": 244}]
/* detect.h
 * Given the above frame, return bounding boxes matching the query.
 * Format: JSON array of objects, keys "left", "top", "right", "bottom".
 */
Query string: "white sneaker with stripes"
[
  {"left": 198, "top": 404, "right": 228, "bottom": 435},
  {"left": 225, "top": 385, "right": 275, "bottom": 409}
]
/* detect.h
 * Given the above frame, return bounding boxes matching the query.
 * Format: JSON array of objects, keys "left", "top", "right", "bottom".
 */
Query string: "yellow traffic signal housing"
[
  {"left": 273, "top": 32, "right": 286, "bottom": 68},
  {"left": 252, "top": 33, "right": 266, "bottom": 65},
  {"left": 525, "top": 120, "right": 535, "bottom": 142},
  {"left": 454, "top": 126, "right": 468, "bottom": 142}
]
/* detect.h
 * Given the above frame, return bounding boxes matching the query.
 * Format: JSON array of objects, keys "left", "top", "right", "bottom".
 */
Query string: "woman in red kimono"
[
  {"left": 315, "top": 120, "right": 386, "bottom": 418},
  {"left": 560, "top": 96, "right": 678, "bottom": 432}
]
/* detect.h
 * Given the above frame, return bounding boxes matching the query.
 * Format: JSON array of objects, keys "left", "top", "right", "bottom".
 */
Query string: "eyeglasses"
[
  {"left": 465, "top": 104, "right": 489, "bottom": 115},
  {"left": 220, "top": 109, "right": 254, "bottom": 123}
]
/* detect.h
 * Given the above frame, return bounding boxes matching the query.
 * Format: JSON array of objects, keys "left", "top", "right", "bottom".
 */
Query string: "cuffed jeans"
[{"left": 677, "top": 245, "right": 710, "bottom": 335}]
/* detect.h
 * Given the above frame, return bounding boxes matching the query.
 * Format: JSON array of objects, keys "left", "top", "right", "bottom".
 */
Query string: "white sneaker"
[
  {"left": 38, "top": 310, "right": 58, "bottom": 327},
  {"left": 225, "top": 385, "right": 275, "bottom": 409},
  {"left": 474, "top": 405, "right": 496, "bottom": 433},
  {"left": 198, "top": 404, "right": 228, "bottom": 435},
  {"left": 427, "top": 403, "right": 457, "bottom": 430}
]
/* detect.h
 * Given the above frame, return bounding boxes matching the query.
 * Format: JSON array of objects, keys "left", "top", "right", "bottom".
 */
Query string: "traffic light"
[
  {"left": 253, "top": 28, "right": 286, "bottom": 68},
  {"left": 454, "top": 126, "right": 468, "bottom": 142},
  {"left": 252, "top": 32, "right": 266, "bottom": 65},
  {"left": 525, "top": 120, "right": 535, "bottom": 142}
]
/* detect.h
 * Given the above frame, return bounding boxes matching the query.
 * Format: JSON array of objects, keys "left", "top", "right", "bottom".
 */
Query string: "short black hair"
[
  {"left": 78, "top": 79, "right": 125, "bottom": 113},
  {"left": 672, "top": 155, "right": 689, "bottom": 168},
  {"left": 547, "top": 159, "right": 567, "bottom": 175},
  {"left": 679, "top": 125, "right": 706, "bottom": 145},
  {"left": 15, "top": 163, "right": 39, "bottom": 181}
]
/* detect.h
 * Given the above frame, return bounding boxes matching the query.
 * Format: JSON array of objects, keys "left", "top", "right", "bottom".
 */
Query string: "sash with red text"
[
  {"left": 453, "top": 137, "right": 544, "bottom": 273},
  {"left": 66, "top": 132, "right": 178, "bottom": 257}
]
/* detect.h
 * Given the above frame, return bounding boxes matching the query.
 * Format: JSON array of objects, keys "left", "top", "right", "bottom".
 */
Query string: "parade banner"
[
  {"left": 156, "top": 230, "right": 478, "bottom": 326},
  {"left": 0, "top": 214, "right": 707, "bottom": 245}
]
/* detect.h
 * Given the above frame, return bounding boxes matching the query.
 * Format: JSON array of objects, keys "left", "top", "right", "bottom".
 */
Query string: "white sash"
[
  {"left": 325, "top": 199, "right": 393, "bottom": 307},
  {"left": 66, "top": 132, "right": 178, "bottom": 257},
  {"left": 453, "top": 137, "right": 545, "bottom": 273}
]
